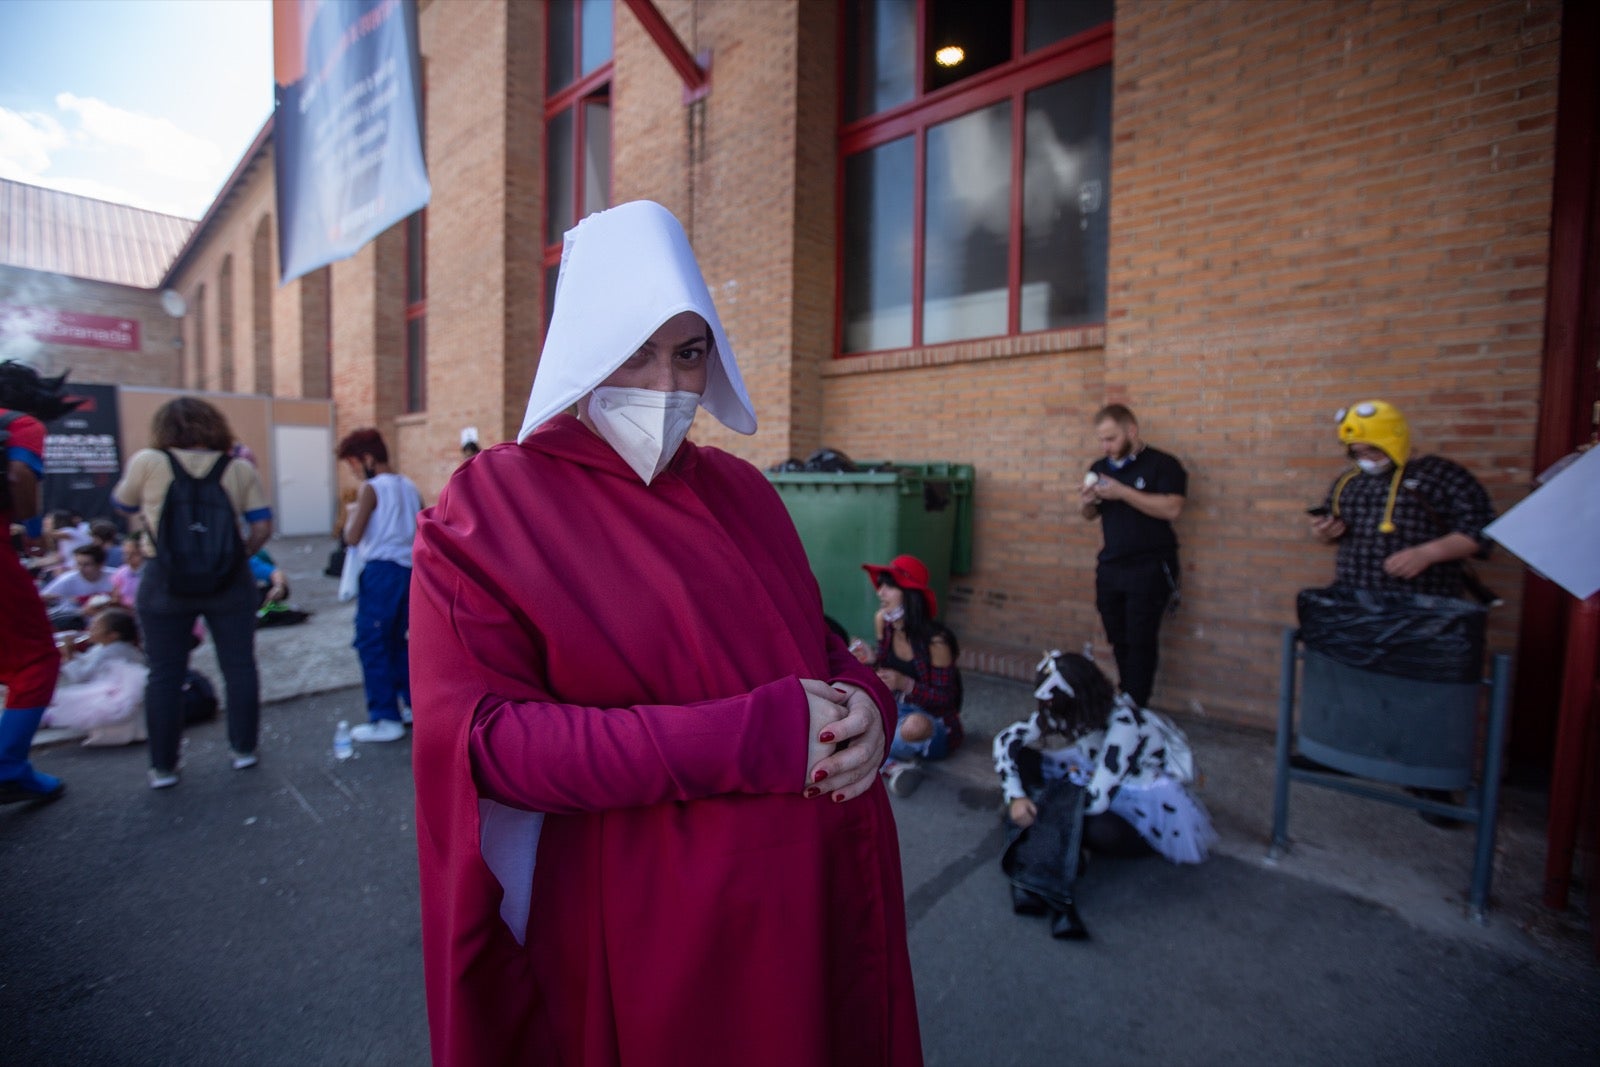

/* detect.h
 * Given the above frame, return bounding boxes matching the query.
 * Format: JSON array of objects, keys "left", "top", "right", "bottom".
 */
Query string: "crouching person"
[{"left": 993, "top": 650, "right": 1215, "bottom": 940}]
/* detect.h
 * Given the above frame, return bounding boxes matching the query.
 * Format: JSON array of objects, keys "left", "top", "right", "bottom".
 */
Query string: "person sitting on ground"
[
  {"left": 40, "top": 544, "right": 115, "bottom": 629},
  {"left": 32, "top": 508, "right": 90, "bottom": 578},
  {"left": 862, "top": 553, "right": 964, "bottom": 797},
  {"left": 248, "top": 548, "right": 290, "bottom": 605},
  {"left": 109, "top": 535, "right": 146, "bottom": 609},
  {"left": 44, "top": 608, "right": 149, "bottom": 747},
  {"left": 88, "top": 518, "right": 124, "bottom": 568},
  {"left": 994, "top": 649, "right": 1215, "bottom": 940}
]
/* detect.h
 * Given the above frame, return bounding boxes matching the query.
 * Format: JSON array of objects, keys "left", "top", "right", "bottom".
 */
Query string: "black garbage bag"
[
  {"left": 802, "top": 448, "right": 856, "bottom": 473},
  {"left": 1296, "top": 585, "right": 1487, "bottom": 684}
]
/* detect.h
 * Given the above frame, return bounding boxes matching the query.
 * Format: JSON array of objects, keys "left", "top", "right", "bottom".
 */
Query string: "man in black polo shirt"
[{"left": 1079, "top": 404, "right": 1186, "bottom": 707}]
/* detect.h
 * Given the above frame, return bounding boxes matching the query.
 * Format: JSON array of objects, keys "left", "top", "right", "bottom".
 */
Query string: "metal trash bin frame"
[{"left": 1268, "top": 627, "right": 1513, "bottom": 923}]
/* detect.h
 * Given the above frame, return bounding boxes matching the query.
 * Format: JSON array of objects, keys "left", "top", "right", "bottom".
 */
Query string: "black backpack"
[
  {"left": 0, "top": 410, "right": 23, "bottom": 513},
  {"left": 157, "top": 451, "right": 244, "bottom": 596}
]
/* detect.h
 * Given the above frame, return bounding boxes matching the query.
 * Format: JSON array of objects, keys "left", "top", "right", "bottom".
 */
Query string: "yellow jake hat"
[{"left": 1336, "top": 400, "right": 1411, "bottom": 465}]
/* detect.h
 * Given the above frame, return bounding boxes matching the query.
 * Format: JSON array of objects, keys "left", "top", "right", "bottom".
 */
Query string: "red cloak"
[{"left": 411, "top": 415, "right": 922, "bottom": 1066}]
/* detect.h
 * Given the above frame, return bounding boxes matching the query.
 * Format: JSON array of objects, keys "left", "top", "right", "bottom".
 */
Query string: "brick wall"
[{"left": 816, "top": 0, "right": 1559, "bottom": 726}]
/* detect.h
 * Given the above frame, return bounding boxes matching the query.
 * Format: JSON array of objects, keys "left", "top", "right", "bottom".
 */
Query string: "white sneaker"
[
  {"left": 351, "top": 719, "right": 406, "bottom": 743},
  {"left": 147, "top": 768, "right": 180, "bottom": 790},
  {"left": 231, "top": 751, "right": 259, "bottom": 771},
  {"left": 398, "top": 696, "right": 413, "bottom": 726}
]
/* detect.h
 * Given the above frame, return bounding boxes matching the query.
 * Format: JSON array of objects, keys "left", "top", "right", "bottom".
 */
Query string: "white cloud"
[
  {"left": 55, "top": 92, "right": 227, "bottom": 181},
  {"left": 0, "top": 107, "right": 68, "bottom": 179}
]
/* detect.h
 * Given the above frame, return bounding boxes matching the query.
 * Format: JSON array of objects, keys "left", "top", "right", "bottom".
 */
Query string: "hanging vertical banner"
[
  {"left": 273, "top": 0, "right": 430, "bottom": 285},
  {"left": 41, "top": 383, "right": 122, "bottom": 525}
]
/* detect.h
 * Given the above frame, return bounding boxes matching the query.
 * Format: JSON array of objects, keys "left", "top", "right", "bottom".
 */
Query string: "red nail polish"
[
  {"left": 804, "top": 787, "right": 820, "bottom": 799},
  {"left": 832, "top": 792, "right": 845, "bottom": 803},
  {"left": 812, "top": 768, "right": 829, "bottom": 783},
  {"left": 819, "top": 731, "right": 835, "bottom": 743}
]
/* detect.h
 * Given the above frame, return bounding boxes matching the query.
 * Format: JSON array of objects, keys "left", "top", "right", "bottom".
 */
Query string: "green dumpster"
[{"left": 766, "top": 462, "right": 974, "bottom": 643}]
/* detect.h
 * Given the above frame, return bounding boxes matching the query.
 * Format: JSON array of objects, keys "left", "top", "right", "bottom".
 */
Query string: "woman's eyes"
[{"left": 674, "top": 345, "right": 707, "bottom": 364}]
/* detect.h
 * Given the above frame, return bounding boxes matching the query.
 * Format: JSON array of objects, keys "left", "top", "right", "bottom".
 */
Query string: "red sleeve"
[{"left": 469, "top": 675, "right": 807, "bottom": 813}]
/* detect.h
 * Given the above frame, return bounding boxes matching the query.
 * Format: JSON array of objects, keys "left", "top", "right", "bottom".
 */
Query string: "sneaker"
[
  {"left": 231, "top": 751, "right": 259, "bottom": 771},
  {"left": 398, "top": 696, "right": 413, "bottom": 726},
  {"left": 351, "top": 719, "right": 406, "bottom": 743},
  {"left": 884, "top": 760, "right": 923, "bottom": 798},
  {"left": 147, "top": 768, "right": 180, "bottom": 790}
]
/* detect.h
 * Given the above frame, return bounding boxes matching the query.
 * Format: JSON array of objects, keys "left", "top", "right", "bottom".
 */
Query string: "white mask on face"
[
  {"left": 1355, "top": 456, "right": 1393, "bottom": 475},
  {"left": 586, "top": 387, "right": 700, "bottom": 485}
]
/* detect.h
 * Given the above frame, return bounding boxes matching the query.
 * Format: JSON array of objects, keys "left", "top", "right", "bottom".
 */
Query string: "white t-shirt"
[{"left": 42, "top": 569, "right": 115, "bottom": 603}]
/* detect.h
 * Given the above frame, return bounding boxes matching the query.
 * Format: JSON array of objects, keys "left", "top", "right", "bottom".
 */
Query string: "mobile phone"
[{"left": 1306, "top": 505, "right": 1331, "bottom": 517}]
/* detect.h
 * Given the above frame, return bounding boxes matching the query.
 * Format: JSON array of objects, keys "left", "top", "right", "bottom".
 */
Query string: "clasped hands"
[{"left": 799, "top": 679, "right": 886, "bottom": 803}]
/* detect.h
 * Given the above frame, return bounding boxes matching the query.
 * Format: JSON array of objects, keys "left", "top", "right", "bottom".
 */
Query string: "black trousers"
[{"left": 1094, "top": 553, "right": 1178, "bottom": 707}]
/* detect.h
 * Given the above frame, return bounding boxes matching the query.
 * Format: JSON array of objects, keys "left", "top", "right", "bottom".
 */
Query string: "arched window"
[
  {"left": 218, "top": 254, "right": 236, "bottom": 392},
  {"left": 253, "top": 216, "right": 274, "bottom": 395},
  {"left": 544, "top": 0, "right": 613, "bottom": 333},
  {"left": 193, "top": 283, "right": 208, "bottom": 389}
]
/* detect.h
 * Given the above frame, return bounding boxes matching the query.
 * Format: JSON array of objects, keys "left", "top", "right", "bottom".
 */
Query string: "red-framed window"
[
  {"left": 404, "top": 208, "right": 426, "bottom": 413},
  {"left": 544, "top": 0, "right": 614, "bottom": 332},
  {"left": 839, "top": 0, "right": 1113, "bottom": 355}
]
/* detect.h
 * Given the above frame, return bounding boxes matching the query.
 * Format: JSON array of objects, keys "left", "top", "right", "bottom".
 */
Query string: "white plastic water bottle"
[{"left": 333, "top": 720, "right": 354, "bottom": 761}]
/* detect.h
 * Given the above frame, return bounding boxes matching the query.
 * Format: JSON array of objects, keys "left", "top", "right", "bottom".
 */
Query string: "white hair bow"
[{"left": 1033, "top": 649, "right": 1076, "bottom": 701}]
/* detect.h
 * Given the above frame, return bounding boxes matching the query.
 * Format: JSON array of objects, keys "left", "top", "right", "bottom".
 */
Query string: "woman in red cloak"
[{"left": 410, "top": 201, "right": 922, "bottom": 1066}]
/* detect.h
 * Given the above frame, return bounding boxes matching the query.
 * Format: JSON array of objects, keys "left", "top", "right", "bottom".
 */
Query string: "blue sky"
[{"left": 0, "top": 0, "right": 273, "bottom": 219}]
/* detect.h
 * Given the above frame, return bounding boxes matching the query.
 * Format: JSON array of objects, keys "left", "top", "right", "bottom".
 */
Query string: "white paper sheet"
[{"left": 1483, "top": 445, "right": 1600, "bottom": 600}]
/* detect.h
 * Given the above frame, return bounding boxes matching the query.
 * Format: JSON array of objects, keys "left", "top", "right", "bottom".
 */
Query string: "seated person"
[
  {"left": 43, "top": 608, "right": 148, "bottom": 746},
  {"left": 88, "top": 518, "right": 124, "bottom": 568},
  {"left": 109, "top": 535, "right": 146, "bottom": 609},
  {"left": 993, "top": 649, "right": 1216, "bottom": 941},
  {"left": 32, "top": 509, "right": 90, "bottom": 579},
  {"left": 248, "top": 548, "right": 290, "bottom": 605},
  {"left": 860, "top": 554, "right": 963, "bottom": 797},
  {"left": 40, "top": 544, "right": 115, "bottom": 629}
]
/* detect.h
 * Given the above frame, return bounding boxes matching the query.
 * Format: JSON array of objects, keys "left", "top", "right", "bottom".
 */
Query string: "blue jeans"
[
  {"left": 139, "top": 555, "right": 260, "bottom": 770},
  {"left": 354, "top": 559, "right": 411, "bottom": 722},
  {"left": 888, "top": 702, "right": 951, "bottom": 762}
]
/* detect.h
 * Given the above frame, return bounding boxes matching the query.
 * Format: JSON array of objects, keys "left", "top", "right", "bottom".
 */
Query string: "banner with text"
[
  {"left": 0, "top": 305, "right": 140, "bottom": 353},
  {"left": 273, "top": 0, "right": 430, "bottom": 285},
  {"left": 42, "top": 382, "right": 123, "bottom": 527}
]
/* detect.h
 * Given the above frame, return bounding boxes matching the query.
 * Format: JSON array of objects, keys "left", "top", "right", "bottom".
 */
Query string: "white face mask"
[
  {"left": 586, "top": 387, "right": 700, "bottom": 485},
  {"left": 1355, "top": 456, "right": 1393, "bottom": 475}
]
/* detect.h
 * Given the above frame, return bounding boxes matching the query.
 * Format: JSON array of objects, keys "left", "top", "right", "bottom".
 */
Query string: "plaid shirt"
[
  {"left": 1325, "top": 454, "right": 1494, "bottom": 598},
  {"left": 874, "top": 636, "right": 965, "bottom": 749}
]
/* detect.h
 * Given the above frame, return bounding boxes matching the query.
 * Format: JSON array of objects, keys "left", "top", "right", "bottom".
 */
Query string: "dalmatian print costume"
[{"left": 994, "top": 680, "right": 1216, "bottom": 864}]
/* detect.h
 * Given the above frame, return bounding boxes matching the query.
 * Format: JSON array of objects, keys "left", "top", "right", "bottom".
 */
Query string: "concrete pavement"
[{"left": 5, "top": 534, "right": 1596, "bottom": 1065}]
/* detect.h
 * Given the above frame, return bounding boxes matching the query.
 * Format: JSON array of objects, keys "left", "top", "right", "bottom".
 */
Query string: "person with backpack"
[
  {"left": 0, "top": 360, "right": 83, "bottom": 804},
  {"left": 112, "top": 398, "right": 273, "bottom": 790},
  {"left": 336, "top": 427, "right": 423, "bottom": 742}
]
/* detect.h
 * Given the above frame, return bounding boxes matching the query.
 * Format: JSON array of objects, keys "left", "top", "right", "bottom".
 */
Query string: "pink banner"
[{"left": 0, "top": 305, "right": 141, "bottom": 352}]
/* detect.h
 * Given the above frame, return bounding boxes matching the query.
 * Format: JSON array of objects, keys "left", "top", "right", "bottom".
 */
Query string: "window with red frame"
[
  {"left": 840, "top": 0, "right": 1113, "bottom": 355},
  {"left": 544, "top": 0, "right": 614, "bottom": 331},
  {"left": 404, "top": 209, "right": 426, "bottom": 412}
]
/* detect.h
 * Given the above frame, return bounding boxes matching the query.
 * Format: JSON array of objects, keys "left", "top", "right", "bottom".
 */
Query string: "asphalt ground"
[{"left": 4, "top": 536, "right": 1597, "bottom": 1064}]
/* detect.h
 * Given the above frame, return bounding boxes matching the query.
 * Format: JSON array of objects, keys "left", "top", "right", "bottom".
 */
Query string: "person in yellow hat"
[{"left": 1309, "top": 400, "right": 1495, "bottom": 599}]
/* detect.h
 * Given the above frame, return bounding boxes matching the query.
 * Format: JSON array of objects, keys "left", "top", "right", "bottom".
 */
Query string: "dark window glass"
[
  {"left": 843, "top": 0, "right": 915, "bottom": 121},
  {"left": 580, "top": 0, "right": 613, "bottom": 75},
  {"left": 406, "top": 318, "right": 426, "bottom": 413},
  {"left": 1026, "top": 0, "right": 1114, "bottom": 52},
  {"left": 1021, "top": 67, "right": 1111, "bottom": 330},
  {"left": 545, "top": 263, "right": 561, "bottom": 332},
  {"left": 925, "top": 0, "right": 1011, "bottom": 94},
  {"left": 583, "top": 97, "right": 611, "bottom": 215},
  {"left": 842, "top": 137, "right": 915, "bottom": 352},
  {"left": 546, "top": 107, "right": 575, "bottom": 243},
  {"left": 547, "top": 0, "right": 575, "bottom": 92},
  {"left": 923, "top": 101, "right": 1012, "bottom": 344},
  {"left": 406, "top": 212, "right": 425, "bottom": 304}
]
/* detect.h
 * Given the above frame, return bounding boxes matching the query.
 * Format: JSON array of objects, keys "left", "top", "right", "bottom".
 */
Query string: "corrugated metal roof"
[{"left": 0, "top": 179, "right": 197, "bottom": 290}]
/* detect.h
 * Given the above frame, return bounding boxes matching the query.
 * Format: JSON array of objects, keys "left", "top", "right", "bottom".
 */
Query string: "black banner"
[{"left": 42, "top": 383, "right": 122, "bottom": 526}]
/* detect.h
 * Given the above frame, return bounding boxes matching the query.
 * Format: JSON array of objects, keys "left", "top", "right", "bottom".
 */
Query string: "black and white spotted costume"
[{"left": 994, "top": 692, "right": 1215, "bottom": 864}]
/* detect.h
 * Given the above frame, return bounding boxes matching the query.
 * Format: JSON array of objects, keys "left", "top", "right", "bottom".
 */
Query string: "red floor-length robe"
[{"left": 411, "top": 415, "right": 923, "bottom": 1067}]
